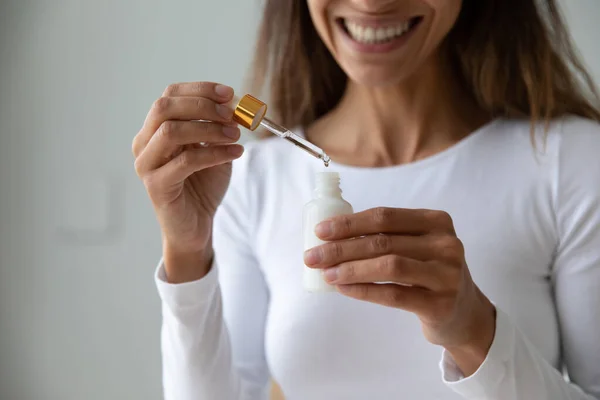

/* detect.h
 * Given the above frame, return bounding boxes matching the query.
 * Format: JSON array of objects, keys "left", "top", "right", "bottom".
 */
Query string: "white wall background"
[{"left": 0, "top": 1, "right": 598, "bottom": 399}]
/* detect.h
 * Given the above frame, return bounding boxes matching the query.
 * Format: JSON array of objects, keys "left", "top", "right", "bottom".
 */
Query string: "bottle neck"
[
  {"left": 313, "top": 173, "right": 343, "bottom": 199},
  {"left": 314, "top": 186, "right": 342, "bottom": 199}
]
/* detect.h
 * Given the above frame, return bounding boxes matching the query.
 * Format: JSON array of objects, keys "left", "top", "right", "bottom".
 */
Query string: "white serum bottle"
[{"left": 303, "top": 172, "right": 354, "bottom": 292}]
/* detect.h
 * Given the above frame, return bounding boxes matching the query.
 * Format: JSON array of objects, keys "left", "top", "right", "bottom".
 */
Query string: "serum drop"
[{"left": 303, "top": 172, "right": 353, "bottom": 292}]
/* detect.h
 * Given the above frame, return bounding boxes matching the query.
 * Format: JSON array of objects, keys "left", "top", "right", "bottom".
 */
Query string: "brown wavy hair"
[{"left": 249, "top": 0, "right": 600, "bottom": 131}]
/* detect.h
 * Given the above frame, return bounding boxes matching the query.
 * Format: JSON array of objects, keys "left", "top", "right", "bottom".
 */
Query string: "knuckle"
[
  {"left": 434, "top": 235, "right": 455, "bottom": 249},
  {"left": 371, "top": 234, "right": 391, "bottom": 253},
  {"left": 196, "top": 97, "right": 209, "bottom": 113},
  {"left": 158, "top": 120, "right": 179, "bottom": 141},
  {"left": 438, "top": 211, "right": 453, "bottom": 226},
  {"left": 200, "top": 121, "right": 210, "bottom": 135},
  {"left": 337, "top": 215, "right": 353, "bottom": 235},
  {"left": 341, "top": 262, "right": 356, "bottom": 280},
  {"left": 434, "top": 235, "right": 464, "bottom": 263},
  {"left": 381, "top": 254, "right": 402, "bottom": 277},
  {"left": 201, "top": 122, "right": 218, "bottom": 139},
  {"left": 192, "top": 81, "right": 211, "bottom": 94},
  {"left": 131, "top": 135, "right": 141, "bottom": 157},
  {"left": 424, "top": 209, "right": 453, "bottom": 228},
  {"left": 152, "top": 96, "right": 171, "bottom": 115},
  {"left": 387, "top": 287, "right": 404, "bottom": 305},
  {"left": 354, "top": 284, "right": 370, "bottom": 300},
  {"left": 133, "top": 157, "right": 144, "bottom": 176},
  {"left": 329, "top": 242, "right": 344, "bottom": 260},
  {"left": 426, "top": 260, "right": 447, "bottom": 290},
  {"left": 163, "top": 83, "right": 180, "bottom": 97},
  {"left": 373, "top": 207, "right": 392, "bottom": 227},
  {"left": 178, "top": 150, "right": 194, "bottom": 169}
]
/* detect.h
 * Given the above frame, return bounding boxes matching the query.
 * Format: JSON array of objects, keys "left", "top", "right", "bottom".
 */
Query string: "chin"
[{"left": 343, "top": 62, "right": 419, "bottom": 88}]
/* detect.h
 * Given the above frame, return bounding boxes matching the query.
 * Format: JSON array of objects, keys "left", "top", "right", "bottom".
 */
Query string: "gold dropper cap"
[
  {"left": 232, "top": 94, "right": 267, "bottom": 131},
  {"left": 228, "top": 92, "right": 331, "bottom": 166}
]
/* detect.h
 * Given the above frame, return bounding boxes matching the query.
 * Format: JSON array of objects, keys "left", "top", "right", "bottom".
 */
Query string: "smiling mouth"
[{"left": 338, "top": 16, "right": 423, "bottom": 45}]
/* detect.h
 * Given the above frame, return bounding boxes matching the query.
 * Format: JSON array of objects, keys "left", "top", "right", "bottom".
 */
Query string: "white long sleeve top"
[{"left": 155, "top": 116, "right": 600, "bottom": 399}]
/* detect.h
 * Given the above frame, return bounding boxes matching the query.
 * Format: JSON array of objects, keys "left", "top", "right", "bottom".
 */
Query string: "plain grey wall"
[
  {"left": 0, "top": 1, "right": 598, "bottom": 400},
  {"left": 0, "top": 1, "right": 260, "bottom": 399}
]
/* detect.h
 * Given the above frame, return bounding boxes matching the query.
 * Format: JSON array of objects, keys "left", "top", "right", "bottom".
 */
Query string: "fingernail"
[
  {"left": 214, "top": 84, "right": 233, "bottom": 98},
  {"left": 323, "top": 267, "right": 338, "bottom": 283},
  {"left": 315, "top": 221, "right": 333, "bottom": 238},
  {"left": 227, "top": 145, "right": 244, "bottom": 157},
  {"left": 304, "top": 248, "right": 322, "bottom": 265},
  {"left": 216, "top": 103, "right": 234, "bottom": 120},
  {"left": 222, "top": 126, "right": 240, "bottom": 139}
]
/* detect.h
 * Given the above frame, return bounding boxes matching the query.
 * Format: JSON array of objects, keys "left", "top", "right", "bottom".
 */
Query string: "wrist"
[
  {"left": 162, "top": 240, "right": 214, "bottom": 284},
  {"left": 445, "top": 295, "right": 496, "bottom": 377}
]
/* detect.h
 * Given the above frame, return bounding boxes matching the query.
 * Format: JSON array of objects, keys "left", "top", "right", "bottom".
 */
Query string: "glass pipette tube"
[
  {"left": 230, "top": 94, "right": 331, "bottom": 167},
  {"left": 259, "top": 118, "right": 331, "bottom": 166}
]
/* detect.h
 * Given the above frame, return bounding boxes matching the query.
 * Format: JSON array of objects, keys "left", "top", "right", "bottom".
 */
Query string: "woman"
[{"left": 132, "top": 0, "right": 600, "bottom": 399}]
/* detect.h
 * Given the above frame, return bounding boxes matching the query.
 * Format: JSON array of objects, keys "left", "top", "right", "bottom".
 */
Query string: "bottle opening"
[
  {"left": 316, "top": 171, "right": 340, "bottom": 184},
  {"left": 315, "top": 172, "right": 342, "bottom": 196}
]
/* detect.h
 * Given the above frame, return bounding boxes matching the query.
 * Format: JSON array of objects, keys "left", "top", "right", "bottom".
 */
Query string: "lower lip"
[{"left": 338, "top": 18, "right": 421, "bottom": 54}]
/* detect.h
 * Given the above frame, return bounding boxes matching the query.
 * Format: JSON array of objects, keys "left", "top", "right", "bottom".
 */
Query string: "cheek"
[
  {"left": 427, "top": 0, "right": 462, "bottom": 36},
  {"left": 306, "top": 1, "right": 329, "bottom": 36},
  {"left": 306, "top": 0, "right": 335, "bottom": 50},
  {"left": 414, "top": 0, "right": 461, "bottom": 60}
]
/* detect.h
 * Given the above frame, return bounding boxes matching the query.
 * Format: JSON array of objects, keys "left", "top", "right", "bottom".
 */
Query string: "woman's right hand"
[{"left": 132, "top": 82, "right": 244, "bottom": 283}]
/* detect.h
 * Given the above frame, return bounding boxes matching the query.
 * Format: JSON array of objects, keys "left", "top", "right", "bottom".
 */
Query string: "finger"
[
  {"left": 135, "top": 121, "right": 240, "bottom": 174},
  {"left": 315, "top": 207, "right": 456, "bottom": 240},
  {"left": 336, "top": 283, "right": 431, "bottom": 313},
  {"left": 304, "top": 234, "right": 432, "bottom": 268},
  {"left": 133, "top": 95, "right": 234, "bottom": 158},
  {"left": 146, "top": 96, "right": 234, "bottom": 130},
  {"left": 161, "top": 82, "right": 234, "bottom": 100},
  {"left": 147, "top": 145, "right": 244, "bottom": 188},
  {"left": 323, "top": 255, "right": 451, "bottom": 291}
]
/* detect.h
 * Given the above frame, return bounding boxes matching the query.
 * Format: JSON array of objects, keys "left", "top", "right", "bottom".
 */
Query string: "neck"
[{"left": 308, "top": 51, "right": 490, "bottom": 167}]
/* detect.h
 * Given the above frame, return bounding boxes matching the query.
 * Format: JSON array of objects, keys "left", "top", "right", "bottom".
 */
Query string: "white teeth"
[
  {"left": 364, "top": 27, "right": 375, "bottom": 42},
  {"left": 344, "top": 19, "right": 413, "bottom": 44},
  {"left": 356, "top": 25, "right": 364, "bottom": 38}
]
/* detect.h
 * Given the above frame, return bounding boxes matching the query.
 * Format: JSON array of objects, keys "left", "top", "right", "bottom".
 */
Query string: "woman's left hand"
[{"left": 304, "top": 207, "right": 497, "bottom": 375}]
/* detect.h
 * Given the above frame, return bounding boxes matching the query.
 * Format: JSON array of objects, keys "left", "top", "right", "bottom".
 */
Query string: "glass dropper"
[{"left": 229, "top": 94, "right": 331, "bottom": 167}]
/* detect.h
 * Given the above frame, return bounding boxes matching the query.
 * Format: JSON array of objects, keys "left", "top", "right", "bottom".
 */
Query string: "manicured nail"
[
  {"left": 214, "top": 84, "right": 233, "bottom": 98},
  {"left": 222, "top": 126, "right": 240, "bottom": 139},
  {"left": 216, "top": 103, "right": 234, "bottom": 120},
  {"left": 304, "top": 248, "right": 322, "bottom": 265},
  {"left": 323, "top": 267, "right": 338, "bottom": 283},
  {"left": 227, "top": 145, "right": 244, "bottom": 157},
  {"left": 315, "top": 221, "right": 333, "bottom": 238}
]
